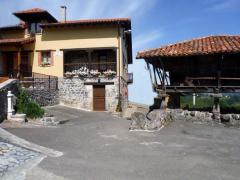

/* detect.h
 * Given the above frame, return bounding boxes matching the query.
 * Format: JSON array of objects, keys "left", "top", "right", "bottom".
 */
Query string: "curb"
[{"left": 0, "top": 127, "right": 63, "bottom": 157}]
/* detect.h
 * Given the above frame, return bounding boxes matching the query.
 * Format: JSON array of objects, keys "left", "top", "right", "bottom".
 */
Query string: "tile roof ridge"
[{"left": 139, "top": 35, "right": 240, "bottom": 53}]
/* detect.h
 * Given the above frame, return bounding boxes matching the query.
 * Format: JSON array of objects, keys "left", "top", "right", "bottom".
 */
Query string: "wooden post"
[{"left": 146, "top": 61, "right": 156, "bottom": 92}]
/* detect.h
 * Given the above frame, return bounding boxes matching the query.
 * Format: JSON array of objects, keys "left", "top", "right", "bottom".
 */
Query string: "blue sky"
[{"left": 1, "top": 0, "right": 240, "bottom": 105}]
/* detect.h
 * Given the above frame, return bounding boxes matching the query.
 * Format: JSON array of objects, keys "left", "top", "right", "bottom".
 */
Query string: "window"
[
  {"left": 29, "top": 23, "right": 41, "bottom": 34},
  {"left": 99, "top": 54, "right": 107, "bottom": 71},
  {"left": 41, "top": 51, "right": 51, "bottom": 66}
]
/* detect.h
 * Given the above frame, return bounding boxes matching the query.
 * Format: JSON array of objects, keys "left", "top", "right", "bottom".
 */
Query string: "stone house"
[{"left": 0, "top": 8, "right": 133, "bottom": 112}]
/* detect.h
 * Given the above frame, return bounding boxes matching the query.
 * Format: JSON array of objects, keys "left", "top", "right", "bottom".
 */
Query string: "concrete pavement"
[{"left": 5, "top": 105, "right": 240, "bottom": 180}]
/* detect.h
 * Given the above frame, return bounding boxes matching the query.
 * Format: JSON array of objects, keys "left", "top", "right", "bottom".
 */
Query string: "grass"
[{"left": 181, "top": 94, "right": 240, "bottom": 113}]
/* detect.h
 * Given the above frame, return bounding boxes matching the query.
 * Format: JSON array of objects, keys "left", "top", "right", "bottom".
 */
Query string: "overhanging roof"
[
  {"left": 40, "top": 18, "right": 131, "bottom": 29},
  {"left": 0, "top": 37, "right": 35, "bottom": 46},
  {"left": 13, "top": 8, "right": 57, "bottom": 23},
  {"left": 0, "top": 24, "right": 25, "bottom": 31},
  {"left": 137, "top": 35, "right": 240, "bottom": 59}
]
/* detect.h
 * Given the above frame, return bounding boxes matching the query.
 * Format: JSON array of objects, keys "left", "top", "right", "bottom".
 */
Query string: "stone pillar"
[
  {"left": 160, "top": 94, "right": 169, "bottom": 109},
  {"left": 193, "top": 93, "right": 196, "bottom": 106},
  {"left": 167, "top": 93, "right": 180, "bottom": 109},
  {"left": 7, "top": 91, "right": 14, "bottom": 119},
  {"left": 211, "top": 93, "right": 222, "bottom": 122}
]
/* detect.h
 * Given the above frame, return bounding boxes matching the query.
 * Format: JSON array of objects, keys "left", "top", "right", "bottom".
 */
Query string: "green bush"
[{"left": 16, "top": 89, "right": 44, "bottom": 119}]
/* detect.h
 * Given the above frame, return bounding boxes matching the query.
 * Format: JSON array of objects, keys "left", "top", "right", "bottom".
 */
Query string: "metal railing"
[{"left": 20, "top": 73, "right": 58, "bottom": 90}]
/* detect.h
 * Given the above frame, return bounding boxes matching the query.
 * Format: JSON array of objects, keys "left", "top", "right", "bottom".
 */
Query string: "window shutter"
[
  {"left": 38, "top": 52, "right": 42, "bottom": 66},
  {"left": 51, "top": 51, "right": 54, "bottom": 66}
]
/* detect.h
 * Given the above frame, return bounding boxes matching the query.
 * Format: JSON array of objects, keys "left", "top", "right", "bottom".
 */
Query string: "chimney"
[{"left": 60, "top": 6, "right": 67, "bottom": 22}]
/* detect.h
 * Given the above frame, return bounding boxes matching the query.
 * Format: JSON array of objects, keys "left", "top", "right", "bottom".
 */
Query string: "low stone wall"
[
  {"left": 0, "top": 80, "right": 19, "bottom": 122},
  {"left": 130, "top": 109, "right": 240, "bottom": 131},
  {"left": 25, "top": 89, "right": 59, "bottom": 107}
]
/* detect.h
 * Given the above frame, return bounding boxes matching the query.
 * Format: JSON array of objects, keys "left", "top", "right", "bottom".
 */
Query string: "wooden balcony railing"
[{"left": 64, "top": 62, "right": 117, "bottom": 73}]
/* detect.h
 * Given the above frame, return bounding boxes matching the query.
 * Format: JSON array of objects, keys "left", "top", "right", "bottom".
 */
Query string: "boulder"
[{"left": 130, "top": 110, "right": 174, "bottom": 131}]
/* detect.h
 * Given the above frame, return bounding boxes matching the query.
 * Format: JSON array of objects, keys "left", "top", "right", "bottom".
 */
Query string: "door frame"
[{"left": 93, "top": 85, "right": 106, "bottom": 111}]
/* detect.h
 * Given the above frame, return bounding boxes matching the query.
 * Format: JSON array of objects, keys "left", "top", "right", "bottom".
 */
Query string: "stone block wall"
[
  {"left": 59, "top": 77, "right": 128, "bottom": 112},
  {"left": 0, "top": 80, "right": 19, "bottom": 122},
  {"left": 59, "top": 78, "right": 93, "bottom": 110},
  {"left": 105, "top": 82, "right": 118, "bottom": 112},
  {"left": 25, "top": 89, "right": 59, "bottom": 107}
]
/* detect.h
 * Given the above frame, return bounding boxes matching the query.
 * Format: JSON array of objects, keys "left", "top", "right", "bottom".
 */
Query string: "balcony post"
[{"left": 88, "top": 50, "right": 92, "bottom": 69}]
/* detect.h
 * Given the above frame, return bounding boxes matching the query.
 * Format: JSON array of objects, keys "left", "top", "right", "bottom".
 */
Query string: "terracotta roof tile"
[
  {"left": 40, "top": 18, "right": 131, "bottom": 28},
  {"left": 0, "top": 37, "right": 35, "bottom": 45},
  {"left": 137, "top": 35, "right": 240, "bottom": 59}
]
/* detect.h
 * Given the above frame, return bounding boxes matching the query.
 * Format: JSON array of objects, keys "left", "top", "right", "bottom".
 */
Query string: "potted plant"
[
  {"left": 90, "top": 70, "right": 101, "bottom": 78},
  {"left": 64, "top": 72, "right": 73, "bottom": 78},
  {"left": 77, "top": 67, "right": 89, "bottom": 78},
  {"left": 103, "top": 69, "right": 116, "bottom": 78},
  {"left": 41, "top": 61, "right": 51, "bottom": 67}
]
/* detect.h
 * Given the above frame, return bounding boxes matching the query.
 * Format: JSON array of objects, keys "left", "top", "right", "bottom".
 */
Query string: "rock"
[
  {"left": 41, "top": 116, "right": 59, "bottom": 126},
  {"left": 221, "top": 114, "right": 231, "bottom": 122},
  {"left": 129, "top": 112, "right": 146, "bottom": 130},
  {"left": 130, "top": 108, "right": 240, "bottom": 131},
  {"left": 230, "top": 118, "right": 240, "bottom": 126},
  {"left": 130, "top": 110, "right": 174, "bottom": 131},
  {"left": 232, "top": 114, "right": 239, "bottom": 120},
  {"left": 190, "top": 111, "right": 196, "bottom": 117}
]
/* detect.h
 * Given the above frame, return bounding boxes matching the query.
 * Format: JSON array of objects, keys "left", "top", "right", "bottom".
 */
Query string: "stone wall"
[
  {"left": 25, "top": 89, "right": 59, "bottom": 107},
  {"left": 130, "top": 109, "right": 240, "bottom": 131},
  {"left": 59, "top": 78, "right": 92, "bottom": 110},
  {"left": 59, "top": 77, "right": 128, "bottom": 112},
  {"left": 0, "top": 80, "right": 19, "bottom": 122}
]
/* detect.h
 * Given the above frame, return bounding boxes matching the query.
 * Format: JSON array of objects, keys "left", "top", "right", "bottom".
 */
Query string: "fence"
[{"left": 20, "top": 73, "right": 58, "bottom": 90}]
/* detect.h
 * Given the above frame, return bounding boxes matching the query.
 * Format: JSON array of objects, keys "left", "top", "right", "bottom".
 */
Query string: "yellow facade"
[
  {"left": 0, "top": 25, "right": 129, "bottom": 80},
  {"left": 31, "top": 26, "right": 126, "bottom": 78}
]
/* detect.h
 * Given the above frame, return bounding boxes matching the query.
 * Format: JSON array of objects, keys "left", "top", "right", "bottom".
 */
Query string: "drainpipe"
[{"left": 116, "top": 22, "right": 122, "bottom": 112}]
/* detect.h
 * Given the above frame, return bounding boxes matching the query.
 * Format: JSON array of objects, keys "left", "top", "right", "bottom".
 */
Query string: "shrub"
[
  {"left": 24, "top": 101, "right": 45, "bottom": 119},
  {"left": 16, "top": 89, "right": 44, "bottom": 119}
]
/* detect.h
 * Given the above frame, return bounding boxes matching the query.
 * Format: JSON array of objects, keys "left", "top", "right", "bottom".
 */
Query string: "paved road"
[{"left": 7, "top": 106, "right": 240, "bottom": 180}]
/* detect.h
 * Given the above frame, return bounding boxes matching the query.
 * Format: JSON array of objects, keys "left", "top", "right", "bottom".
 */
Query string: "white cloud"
[
  {"left": 78, "top": 0, "right": 157, "bottom": 19},
  {"left": 206, "top": 0, "right": 240, "bottom": 11},
  {"left": 133, "top": 30, "right": 164, "bottom": 51}
]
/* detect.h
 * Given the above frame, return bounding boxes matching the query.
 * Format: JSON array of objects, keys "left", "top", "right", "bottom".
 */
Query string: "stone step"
[{"left": 8, "top": 114, "right": 26, "bottom": 123}]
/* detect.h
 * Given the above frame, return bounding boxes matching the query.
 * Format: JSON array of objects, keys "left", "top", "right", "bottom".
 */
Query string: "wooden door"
[
  {"left": 6, "top": 53, "right": 14, "bottom": 77},
  {"left": 20, "top": 52, "right": 32, "bottom": 77},
  {"left": 93, "top": 85, "right": 105, "bottom": 111}
]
